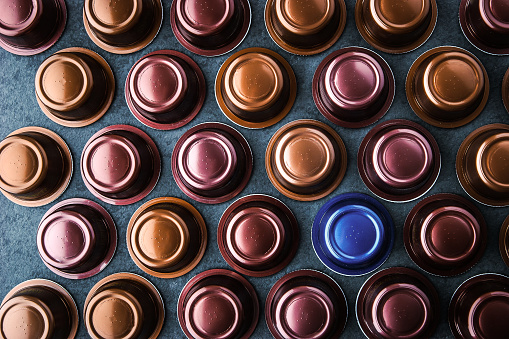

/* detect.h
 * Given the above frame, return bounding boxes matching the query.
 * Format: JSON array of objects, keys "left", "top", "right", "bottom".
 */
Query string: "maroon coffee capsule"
[
  {"left": 37, "top": 198, "right": 117, "bottom": 279},
  {"left": 265, "top": 270, "right": 347, "bottom": 339},
  {"left": 35, "top": 47, "right": 115, "bottom": 128},
  {"left": 84, "top": 272, "right": 164, "bottom": 339},
  {"left": 358, "top": 119, "right": 440, "bottom": 202},
  {"left": 81, "top": 124, "right": 161, "bottom": 205},
  {"left": 406, "top": 46, "right": 489, "bottom": 128},
  {"left": 172, "top": 122, "right": 252, "bottom": 204},
  {"left": 0, "top": 0, "right": 66, "bottom": 55},
  {"left": 500, "top": 216, "right": 509, "bottom": 268},
  {"left": 357, "top": 267, "right": 440, "bottom": 339},
  {"left": 460, "top": 0, "right": 509, "bottom": 55},
  {"left": 456, "top": 124, "right": 509, "bottom": 207},
  {"left": 0, "top": 126, "right": 72, "bottom": 207},
  {"left": 313, "top": 47, "right": 395, "bottom": 128},
  {"left": 0, "top": 279, "right": 78, "bottom": 338},
  {"left": 83, "top": 0, "right": 162, "bottom": 54},
  {"left": 449, "top": 273, "right": 509, "bottom": 339},
  {"left": 503, "top": 67, "right": 509, "bottom": 113},
  {"left": 218, "top": 194, "right": 299, "bottom": 277},
  {"left": 404, "top": 193, "right": 487, "bottom": 276},
  {"left": 178, "top": 269, "right": 259, "bottom": 339},
  {"left": 126, "top": 50, "right": 206, "bottom": 130},
  {"left": 170, "top": 0, "right": 251, "bottom": 57}
]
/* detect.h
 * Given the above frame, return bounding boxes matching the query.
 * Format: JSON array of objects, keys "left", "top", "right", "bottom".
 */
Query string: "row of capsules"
[{"left": 0, "top": 0, "right": 509, "bottom": 338}]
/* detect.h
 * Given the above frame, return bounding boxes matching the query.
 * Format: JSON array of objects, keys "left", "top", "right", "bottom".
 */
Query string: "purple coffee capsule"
[
  {"left": 37, "top": 198, "right": 117, "bottom": 279},
  {"left": 313, "top": 47, "right": 395, "bottom": 128},
  {"left": 500, "top": 215, "right": 509, "bottom": 268}
]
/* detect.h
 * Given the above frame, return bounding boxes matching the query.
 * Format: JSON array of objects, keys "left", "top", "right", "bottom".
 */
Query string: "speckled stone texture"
[{"left": 0, "top": 0, "right": 508, "bottom": 338}]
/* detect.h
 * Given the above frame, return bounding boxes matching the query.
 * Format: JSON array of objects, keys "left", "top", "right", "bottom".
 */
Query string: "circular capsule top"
[{"left": 500, "top": 216, "right": 509, "bottom": 268}]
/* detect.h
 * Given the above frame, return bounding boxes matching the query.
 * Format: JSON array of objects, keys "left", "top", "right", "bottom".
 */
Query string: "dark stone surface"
[{"left": 0, "top": 0, "right": 508, "bottom": 338}]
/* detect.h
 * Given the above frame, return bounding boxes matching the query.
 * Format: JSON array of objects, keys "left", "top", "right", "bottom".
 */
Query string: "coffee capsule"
[
  {"left": 449, "top": 273, "right": 509, "bottom": 339},
  {"left": 500, "top": 216, "right": 509, "bottom": 268},
  {"left": 265, "top": 270, "right": 347, "bottom": 339},
  {"left": 216, "top": 47, "right": 296, "bottom": 129},
  {"left": 406, "top": 46, "right": 489, "bottom": 128},
  {"left": 312, "top": 193, "right": 394, "bottom": 276},
  {"left": 178, "top": 269, "right": 259, "bottom": 339},
  {"left": 459, "top": 0, "right": 509, "bottom": 55},
  {"left": 0, "top": 279, "right": 78, "bottom": 339},
  {"left": 0, "top": 127, "right": 72, "bottom": 207},
  {"left": 35, "top": 47, "right": 115, "bottom": 128},
  {"left": 456, "top": 124, "right": 509, "bottom": 207},
  {"left": 265, "top": 0, "right": 347, "bottom": 55},
  {"left": 503, "top": 67, "right": 509, "bottom": 113},
  {"left": 266, "top": 119, "right": 347, "bottom": 201},
  {"left": 81, "top": 125, "right": 161, "bottom": 205},
  {"left": 313, "top": 47, "right": 395, "bottom": 128},
  {"left": 84, "top": 273, "right": 164, "bottom": 339},
  {"left": 357, "top": 267, "right": 440, "bottom": 339},
  {"left": 83, "top": 0, "right": 162, "bottom": 54},
  {"left": 355, "top": 0, "right": 437, "bottom": 54},
  {"left": 0, "top": 0, "right": 66, "bottom": 55},
  {"left": 127, "top": 197, "right": 207, "bottom": 278},
  {"left": 218, "top": 194, "right": 299, "bottom": 277},
  {"left": 172, "top": 122, "right": 252, "bottom": 204},
  {"left": 170, "top": 0, "right": 251, "bottom": 57},
  {"left": 404, "top": 193, "right": 487, "bottom": 276},
  {"left": 126, "top": 50, "right": 205, "bottom": 130},
  {"left": 37, "top": 198, "right": 117, "bottom": 279}
]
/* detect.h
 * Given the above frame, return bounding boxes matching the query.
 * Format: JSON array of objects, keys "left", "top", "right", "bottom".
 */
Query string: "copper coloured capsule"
[
  {"left": 265, "top": 0, "right": 346, "bottom": 55},
  {"left": 84, "top": 273, "right": 164, "bottom": 339},
  {"left": 404, "top": 194, "right": 487, "bottom": 276},
  {"left": 503, "top": 67, "right": 509, "bottom": 114},
  {"left": 500, "top": 216, "right": 509, "bottom": 268},
  {"left": 0, "top": 0, "right": 66, "bottom": 55},
  {"left": 266, "top": 270, "right": 347, "bottom": 339},
  {"left": 355, "top": 0, "right": 437, "bottom": 54},
  {"left": 35, "top": 48, "right": 115, "bottom": 128},
  {"left": 460, "top": 0, "right": 509, "bottom": 55},
  {"left": 218, "top": 194, "right": 299, "bottom": 277},
  {"left": 216, "top": 47, "right": 296, "bottom": 129},
  {"left": 178, "top": 269, "right": 259, "bottom": 339},
  {"left": 358, "top": 119, "right": 440, "bottom": 202},
  {"left": 266, "top": 119, "right": 347, "bottom": 201},
  {"left": 313, "top": 47, "right": 395, "bottom": 128},
  {"left": 170, "top": 0, "right": 251, "bottom": 57},
  {"left": 172, "top": 122, "right": 253, "bottom": 204},
  {"left": 357, "top": 267, "right": 440, "bottom": 339},
  {"left": 449, "top": 273, "right": 509, "bottom": 339},
  {"left": 127, "top": 197, "right": 207, "bottom": 278},
  {"left": 456, "top": 124, "right": 509, "bottom": 207},
  {"left": 0, "top": 279, "right": 78, "bottom": 339},
  {"left": 81, "top": 125, "right": 161, "bottom": 205},
  {"left": 126, "top": 50, "right": 206, "bottom": 130},
  {"left": 83, "top": 0, "right": 162, "bottom": 54},
  {"left": 406, "top": 46, "right": 489, "bottom": 128},
  {"left": 37, "top": 198, "right": 117, "bottom": 279},
  {"left": 0, "top": 127, "right": 72, "bottom": 207}
]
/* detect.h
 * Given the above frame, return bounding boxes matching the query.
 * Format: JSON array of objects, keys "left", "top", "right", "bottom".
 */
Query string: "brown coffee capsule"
[
  {"left": 500, "top": 216, "right": 509, "bottom": 268},
  {"left": 216, "top": 47, "right": 296, "bottom": 129},
  {"left": 178, "top": 269, "right": 259, "bottom": 339},
  {"left": 265, "top": 0, "right": 346, "bottom": 55},
  {"left": 266, "top": 119, "right": 347, "bottom": 201},
  {"left": 503, "top": 67, "right": 509, "bottom": 114},
  {"left": 83, "top": 0, "right": 162, "bottom": 54},
  {"left": 355, "top": 0, "right": 437, "bottom": 54},
  {"left": 404, "top": 193, "right": 487, "bottom": 276},
  {"left": 449, "top": 273, "right": 509, "bottom": 339},
  {"left": 406, "top": 46, "right": 489, "bottom": 128},
  {"left": 35, "top": 47, "right": 115, "bottom": 128},
  {"left": 127, "top": 197, "right": 207, "bottom": 278},
  {"left": 0, "top": 0, "right": 66, "bottom": 55},
  {"left": 0, "top": 127, "right": 72, "bottom": 207},
  {"left": 84, "top": 273, "right": 164, "bottom": 339},
  {"left": 456, "top": 124, "right": 509, "bottom": 207},
  {"left": 0, "top": 279, "right": 78, "bottom": 339},
  {"left": 218, "top": 194, "right": 299, "bottom": 277}
]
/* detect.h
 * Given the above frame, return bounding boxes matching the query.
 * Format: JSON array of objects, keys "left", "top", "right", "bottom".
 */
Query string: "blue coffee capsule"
[{"left": 312, "top": 193, "right": 394, "bottom": 276}]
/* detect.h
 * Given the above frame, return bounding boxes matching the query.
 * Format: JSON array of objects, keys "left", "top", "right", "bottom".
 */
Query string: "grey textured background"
[{"left": 1, "top": 0, "right": 509, "bottom": 338}]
